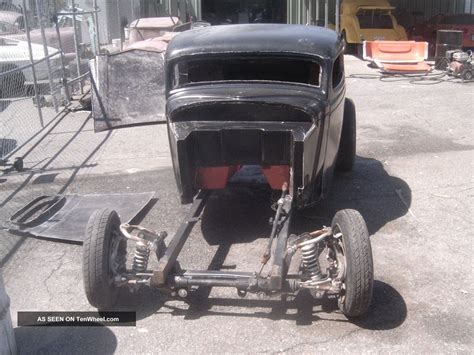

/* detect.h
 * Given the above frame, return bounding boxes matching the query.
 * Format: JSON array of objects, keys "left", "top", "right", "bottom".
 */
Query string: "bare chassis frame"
[{"left": 115, "top": 188, "right": 343, "bottom": 298}]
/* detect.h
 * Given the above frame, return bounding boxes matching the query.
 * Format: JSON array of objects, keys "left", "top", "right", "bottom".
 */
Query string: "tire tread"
[
  {"left": 82, "top": 209, "right": 120, "bottom": 310},
  {"left": 333, "top": 209, "right": 373, "bottom": 317}
]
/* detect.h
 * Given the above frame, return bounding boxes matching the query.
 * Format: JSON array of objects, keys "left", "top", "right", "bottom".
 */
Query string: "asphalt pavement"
[{"left": 1, "top": 55, "right": 473, "bottom": 353}]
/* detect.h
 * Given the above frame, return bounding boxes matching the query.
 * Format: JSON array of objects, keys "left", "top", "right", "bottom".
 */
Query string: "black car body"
[
  {"left": 165, "top": 24, "right": 346, "bottom": 208},
  {"left": 91, "top": 24, "right": 348, "bottom": 209}
]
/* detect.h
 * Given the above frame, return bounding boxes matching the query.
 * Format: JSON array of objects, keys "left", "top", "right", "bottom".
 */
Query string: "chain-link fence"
[{"left": 0, "top": 0, "right": 98, "bottom": 167}]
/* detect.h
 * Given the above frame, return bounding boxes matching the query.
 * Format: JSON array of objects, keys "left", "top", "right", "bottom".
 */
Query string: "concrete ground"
[{"left": 1, "top": 55, "right": 473, "bottom": 353}]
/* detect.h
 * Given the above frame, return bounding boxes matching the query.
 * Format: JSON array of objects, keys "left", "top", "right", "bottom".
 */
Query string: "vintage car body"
[
  {"left": 341, "top": 0, "right": 407, "bottom": 45},
  {"left": 91, "top": 24, "right": 350, "bottom": 209},
  {"left": 164, "top": 24, "right": 346, "bottom": 209}
]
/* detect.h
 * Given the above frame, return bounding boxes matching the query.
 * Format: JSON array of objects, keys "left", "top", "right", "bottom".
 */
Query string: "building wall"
[{"left": 287, "top": 0, "right": 473, "bottom": 25}]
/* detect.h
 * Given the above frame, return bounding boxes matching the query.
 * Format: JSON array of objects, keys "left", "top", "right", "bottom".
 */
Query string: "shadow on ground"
[
  {"left": 154, "top": 280, "right": 406, "bottom": 329},
  {"left": 0, "top": 114, "right": 112, "bottom": 268},
  {"left": 294, "top": 155, "right": 411, "bottom": 235},
  {"left": 14, "top": 325, "right": 117, "bottom": 354}
]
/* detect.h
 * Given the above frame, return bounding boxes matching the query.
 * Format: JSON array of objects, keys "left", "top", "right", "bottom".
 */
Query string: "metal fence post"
[
  {"left": 35, "top": 0, "right": 59, "bottom": 112},
  {"left": 22, "top": 0, "right": 44, "bottom": 128},
  {"left": 324, "top": 0, "right": 328, "bottom": 28},
  {"left": 335, "top": 0, "right": 340, "bottom": 33},
  {"left": 53, "top": 1, "right": 70, "bottom": 105},
  {"left": 71, "top": 0, "right": 83, "bottom": 94},
  {"left": 117, "top": 0, "right": 123, "bottom": 51},
  {"left": 316, "top": 0, "right": 319, "bottom": 24},
  {"left": 93, "top": 0, "right": 101, "bottom": 52}
]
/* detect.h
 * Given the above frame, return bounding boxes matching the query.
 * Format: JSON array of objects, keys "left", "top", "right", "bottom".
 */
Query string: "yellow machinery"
[{"left": 340, "top": 0, "right": 407, "bottom": 51}]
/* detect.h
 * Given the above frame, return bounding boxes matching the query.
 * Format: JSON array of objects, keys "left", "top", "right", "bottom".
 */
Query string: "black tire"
[
  {"left": 83, "top": 209, "right": 126, "bottom": 310},
  {"left": 332, "top": 209, "right": 373, "bottom": 318},
  {"left": 356, "top": 44, "right": 364, "bottom": 59},
  {"left": 336, "top": 98, "right": 356, "bottom": 172},
  {"left": 462, "top": 69, "right": 473, "bottom": 81},
  {"left": 342, "top": 32, "right": 355, "bottom": 55}
]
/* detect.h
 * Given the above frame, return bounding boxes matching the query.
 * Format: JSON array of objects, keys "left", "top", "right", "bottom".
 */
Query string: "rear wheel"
[
  {"left": 336, "top": 98, "right": 356, "bottom": 172},
  {"left": 331, "top": 209, "right": 373, "bottom": 317},
  {"left": 462, "top": 69, "right": 473, "bottom": 81},
  {"left": 82, "top": 209, "right": 127, "bottom": 310},
  {"left": 342, "top": 32, "right": 356, "bottom": 55}
]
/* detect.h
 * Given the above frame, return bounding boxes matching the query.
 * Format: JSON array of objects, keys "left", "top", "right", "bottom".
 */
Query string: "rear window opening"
[
  {"left": 357, "top": 10, "right": 393, "bottom": 29},
  {"left": 172, "top": 56, "right": 321, "bottom": 88}
]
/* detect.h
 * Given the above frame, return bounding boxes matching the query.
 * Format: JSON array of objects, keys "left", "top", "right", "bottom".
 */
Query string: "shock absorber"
[
  {"left": 132, "top": 240, "right": 150, "bottom": 273},
  {"left": 301, "top": 242, "right": 323, "bottom": 281}
]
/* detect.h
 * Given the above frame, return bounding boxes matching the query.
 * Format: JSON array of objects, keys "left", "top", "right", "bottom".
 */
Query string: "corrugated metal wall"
[{"left": 390, "top": 0, "right": 471, "bottom": 18}]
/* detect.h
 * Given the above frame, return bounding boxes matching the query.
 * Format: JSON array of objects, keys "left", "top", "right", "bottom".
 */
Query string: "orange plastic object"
[
  {"left": 261, "top": 165, "right": 290, "bottom": 190},
  {"left": 380, "top": 62, "right": 432, "bottom": 73},
  {"left": 363, "top": 41, "right": 428, "bottom": 63},
  {"left": 195, "top": 166, "right": 240, "bottom": 189}
]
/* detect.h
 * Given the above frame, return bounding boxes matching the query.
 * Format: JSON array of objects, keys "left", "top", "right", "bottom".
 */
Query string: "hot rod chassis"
[{"left": 83, "top": 184, "right": 373, "bottom": 318}]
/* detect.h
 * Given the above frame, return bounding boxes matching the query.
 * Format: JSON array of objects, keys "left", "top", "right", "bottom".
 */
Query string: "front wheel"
[
  {"left": 82, "top": 209, "right": 127, "bottom": 310},
  {"left": 331, "top": 209, "right": 373, "bottom": 317}
]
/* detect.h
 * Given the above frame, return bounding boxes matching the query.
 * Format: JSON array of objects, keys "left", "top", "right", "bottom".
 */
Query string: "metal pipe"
[
  {"left": 66, "top": 72, "right": 89, "bottom": 85},
  {"left": 335, "top": 0, "right": 340, "bottom": 33},
  {"left": 35, "top": 0, "right": 59, "bottom": 112},
  {"left": 116, "top": 0, "right": 123, "bottom": 51},
  {"left": 53, "top": 1, "right": 70, "bottom": 105},
  {"left": 324, "top": 0, "right": 328, "bottom": 28},
  {"left": 71, "top": 0, "right": 83, "bottom": 94},
  {"left": 22, "top": 0, "right": 43, "bottom": 127},
  {"left": 93, "top": 0, "right": 101, "bottom": 52},
  {"left": 316, "top": 0, "right": 319, "bottom": 23},
  {"left": 57, "top": 10, "right": 98, "bottom": 16},
  {"left": 173, "top": 276, "right": 249, "bottom": 288},
  {"left": 182, "top": 270, "right": 253, "bottom": 279},
  {"left": 308, "top": 0, "right": 312, "bottom": 25}
]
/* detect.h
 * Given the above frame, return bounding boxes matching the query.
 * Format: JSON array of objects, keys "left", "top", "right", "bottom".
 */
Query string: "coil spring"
[
  {"left": 132, "top": 241, "right": 150, "bottom": 273},
  {"left": 301, "top": 243, "right": 323, "bottom": 281}
]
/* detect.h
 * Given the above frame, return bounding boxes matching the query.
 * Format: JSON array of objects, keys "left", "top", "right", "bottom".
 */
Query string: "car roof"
[{"left": 166, "top": 24, "right": 342, "bottom": 62}]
